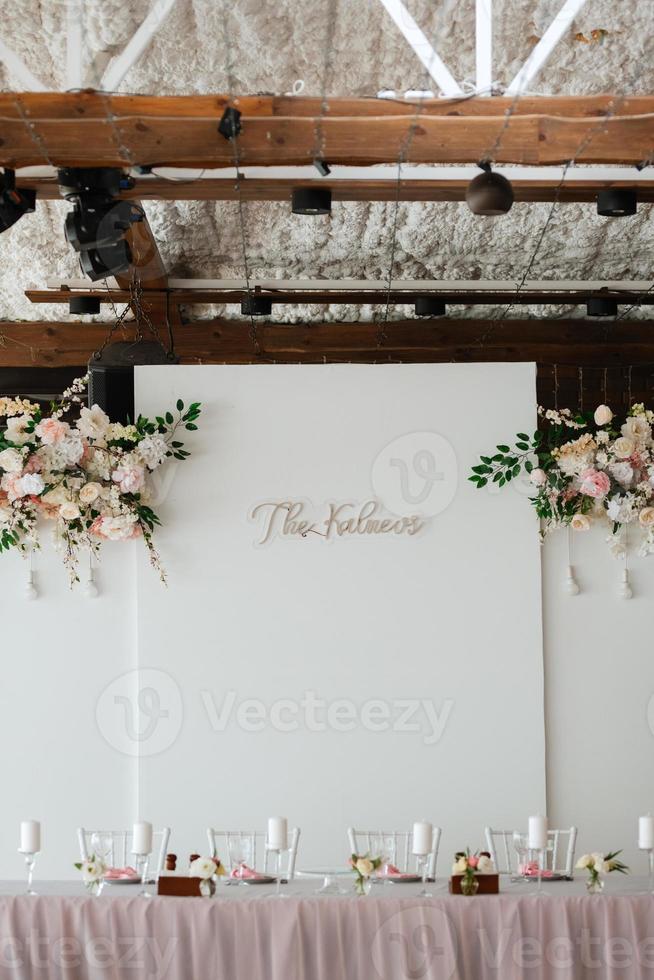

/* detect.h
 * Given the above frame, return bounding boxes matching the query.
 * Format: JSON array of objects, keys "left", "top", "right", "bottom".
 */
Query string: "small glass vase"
[
  {"left": 355, "top": 876, "right": 372, "bottom": 896},
  {"left": 86, "top": 879, "right": 105, "bottom": 897},
  {"left": 461, "top": 874, "right": 479, "bottom": 897},
  {"left": 199, "top": 877, "right": 216, "bottom": 897},
  {"left": 586, "top": 875, "right": 604, "bottom": 895}
]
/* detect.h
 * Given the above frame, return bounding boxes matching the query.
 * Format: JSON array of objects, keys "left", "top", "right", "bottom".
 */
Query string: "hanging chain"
[
  {"left": 578, "top": 366, "right": 584, "bottom": 411},
  {"left": 553, "top": 363, "right": 559, "bottom": 410}
]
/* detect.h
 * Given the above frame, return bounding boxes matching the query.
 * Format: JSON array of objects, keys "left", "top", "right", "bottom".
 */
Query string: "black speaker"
[{"left": 88, "top": 341, "right": 177, "bottom": 422}]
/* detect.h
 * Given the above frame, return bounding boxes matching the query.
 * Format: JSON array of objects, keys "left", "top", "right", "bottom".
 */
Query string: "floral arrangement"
[
  {"left": 190, "top": 855, "right": 225, "bottom": 896},
  {"left": 349, "top": 853, "right": 382, "bottom": 895},
  {"left": 452, "top": 849, "right": 495, "bottom": 895},
  {"left": 575, "top": 850, "right": 628, "bottom": 893},
  {"left": 470, "top": 403, "right": 654, "bottom": 556},
  {"left": 0, "top": 377, "right": 201, "bottom": 584},
  {"left": 74, "top": 854, "right": 107, "bottom": 895}
]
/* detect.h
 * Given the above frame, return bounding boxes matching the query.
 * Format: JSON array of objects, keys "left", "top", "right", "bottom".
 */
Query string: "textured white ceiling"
[{"left": 1, "top": 0, "right": 653, "bottom": 324}]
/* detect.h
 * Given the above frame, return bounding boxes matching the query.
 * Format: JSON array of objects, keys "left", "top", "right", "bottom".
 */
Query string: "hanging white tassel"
[
  {"left": 564, "top": 565, "right": 580, "bottom": 596},
  {"left": 564, "top": 529, "right": 580, "bottom": 595},
  {"left": 618, "top": 567, "right": 633, "bottom": 600},
  {"left": 84, "top": 551, "right": 99, "bottom": 599},
  {"left": 25, "top": 549, "right": 37, "bottom": 600}
]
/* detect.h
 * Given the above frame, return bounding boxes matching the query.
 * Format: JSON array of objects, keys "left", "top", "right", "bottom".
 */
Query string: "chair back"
[
  {"left": 484, "top": 826, "right": 578, "bottom": 877},
  {"left": 77, "top": 827, "right": 171, "bottom": 876},
  {"left": 207, "top": 827, "right": 301, "bottom": 881},
  {"left": 347, "top": 826, "right": 442, "bottom": 878}
]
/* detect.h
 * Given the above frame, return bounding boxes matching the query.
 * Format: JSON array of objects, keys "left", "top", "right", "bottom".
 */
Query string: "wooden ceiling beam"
[
  {"left": 18, "top": 176, "right": 654, "bottom": 204},
  {"left": 1, "top": 318, "right": 653, "bottom": 368},
  {"left": 2, "top": 92, "right": 653, "bottom": 168},
  {"left": 24, "top": 288, "right": 654, "bottom": 307}
]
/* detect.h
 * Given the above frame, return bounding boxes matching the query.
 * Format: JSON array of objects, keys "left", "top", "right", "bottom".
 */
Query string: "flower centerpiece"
[
  {"left": 189, "top": 856, "right": 225, "bottom": 896},
  {"left": 452, "top": 849, "right": 495, "bottom": 896},
  {"left": 349, "top": 853, "right": 382, "bottom": 896},
  {"left": 469, "top": 403, "right": 654, "bottom": 556},
  {"left": 74, "top": 854, "right": 107, "bottom": 896},
  {"left": 576, "top": 850, "right": 629, "bottom": 894},
  {"left": 0, "top": 377, "right": 201, "bottom": 584}
]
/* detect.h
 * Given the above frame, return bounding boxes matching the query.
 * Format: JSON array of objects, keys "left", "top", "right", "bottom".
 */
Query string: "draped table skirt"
[{"left": 0, "top": 878, "right": 653, "bottom": 980}]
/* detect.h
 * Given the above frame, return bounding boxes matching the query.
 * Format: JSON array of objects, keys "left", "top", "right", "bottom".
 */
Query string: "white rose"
[
  {"left": 529, "top": 468, "right": 547, "bottom": 486},
  {"left": 79, "top": 482, "right": 102, "bottom": 505},
  {"left": 0, "top": 448, "right": 23, "bottom": 473},
  {"left": 477, "top": 855, "right": 494, "bottom": 874},
  {"left": 81, "top": 858, "right": 106, "bottom": 883},
  {"left": 355, "top": 858, "right": 374, "bottom": 877},
  {"left": 18, "top": 474, "right": 44, "bottom": 496},
  {"left": 452, "top": 856, "right": 468, "bottom": 875},
  {"left": 591, "top": 853, "right": 608, "bottom": 874},
  {"left": 613, "top": 436, "right": 635, "bottom": 459},
  {"left": 571, "top": 514, "right": 590, "bottom": 531},
  {"left": 576, "top": 855, "right": 592, "bottom": 870},
  {"left": 594, "top": 405, "right": 613, "bottom": 426},
  {"left": 5, "top": 415, "right": 32, "bottom": 446},
  {"left": 609, "top": 461, "right": 634, "bottom": 488},
  {"left": 77, "top": 405, "right": 110, "bottom": 441},
  {"left": 622, "top": 417, "right": 652, "bottom": 445},
  {"left": 189, "top": 856, "right": 217, "bottom": 880},
  {"left": 640, "top": 507, "right": 654, "bottom": 527},
  {"left": 59, "top": 501, "right": 80, "bottom": 521}
]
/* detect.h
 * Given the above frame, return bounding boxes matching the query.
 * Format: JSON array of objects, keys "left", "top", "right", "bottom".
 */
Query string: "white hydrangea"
[{"left": 134, "top": 435, "right": 168, "bottom": 469}]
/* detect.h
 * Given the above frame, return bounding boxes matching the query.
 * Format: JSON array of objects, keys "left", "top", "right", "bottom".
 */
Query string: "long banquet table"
[{"left": 0, "top": 876, "right": 653, "bottom": 979}]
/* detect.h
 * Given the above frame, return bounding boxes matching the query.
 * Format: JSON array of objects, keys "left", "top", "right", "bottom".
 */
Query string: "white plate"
[{"left": 103, "top": 876, "right": 142, "bottom": 885}]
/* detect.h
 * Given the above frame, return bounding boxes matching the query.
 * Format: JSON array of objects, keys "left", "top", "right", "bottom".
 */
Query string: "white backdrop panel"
[{"left": 134, "top": 363, "right": 545, "bottom": 869}]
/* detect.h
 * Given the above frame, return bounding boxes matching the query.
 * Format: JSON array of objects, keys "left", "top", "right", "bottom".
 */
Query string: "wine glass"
[
  {"left": 91, "top": 832, "right": 113, "bottom": 867},
  {"left": 512, "top": 832, "right": 529, "bottom": 881},
  {"left": 228, "top": 835, "right": 253, "bottom": 884}
]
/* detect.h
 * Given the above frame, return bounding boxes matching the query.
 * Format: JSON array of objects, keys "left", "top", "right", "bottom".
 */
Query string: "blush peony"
[
  {"left": 35, "top": 418, "right": 69, "bottom": 445},
  {"left": 579, "top": 468, "right": 611, "bottom": 498}
]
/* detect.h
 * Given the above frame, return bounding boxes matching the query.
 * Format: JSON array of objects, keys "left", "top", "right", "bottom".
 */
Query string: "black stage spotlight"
[
  {"left": 0, "top": 169, "right": 36, "bottom": 233},
  {"left": 597, "top": 188, "right": 637, "bottom": 217},
  {"left": 79, "top": 240, "right": 132, "bottom": 281},
  {"left": 292, "top": 187, "right": 332, "bottom": 215},
  {"left": 241, "top": 295, "right": 273, "bottom": 316},
  {"left": 88, "top": 341, "right": 178, "bottom": 423},
  {"left": 57, "top": 167, "right": 125, "bottom": 200},
  {"left": 69, "top": 296, "right": 101, "bottom": 315},
  {"left": 465, "top": 169, "right": 514, "bottom": 216},
  {"left": 415, "top": 297, "right": 446, "bottom": 317},
  {"left": 64, "top": 199, "right": 134, "bottom": 252},
  {"left": 587, "top": 297, "right": 618, "bottom": 317}
]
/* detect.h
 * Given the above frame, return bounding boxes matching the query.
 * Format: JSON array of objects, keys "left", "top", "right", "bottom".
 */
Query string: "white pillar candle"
[
  {"left": 20, "top": 820, "right": 40, "bottom": 853},
  {"left": 639, "top": 815, "right": 654, "bottom": 850},
  {"left": 267, "top": 816, "right": 288, "bottom": 851},
  {"left": 132, "top": 821, "right": 153, "bottom": 855},
  {"left": 412, "top": 820, "right": 433, "bottom": 856},
  {"left": 528, "top": 815, "right": 548, "bottom": 851}
]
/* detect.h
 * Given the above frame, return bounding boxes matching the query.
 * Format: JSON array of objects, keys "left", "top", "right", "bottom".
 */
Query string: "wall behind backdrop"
[{"left": 2, "top": 361, "right": 650, "bottom": 878}]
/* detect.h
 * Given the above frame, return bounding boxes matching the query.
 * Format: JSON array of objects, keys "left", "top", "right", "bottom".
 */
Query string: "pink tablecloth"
[{"left": 0, "top": 879, "right": 653, "bottom": 979}]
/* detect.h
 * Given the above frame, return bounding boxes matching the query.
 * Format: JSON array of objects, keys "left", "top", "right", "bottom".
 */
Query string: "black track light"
[
  {"left": 241, "top": 295, "right": 272, "bottom": 316},
  {"left": 465, "top": 167, "right": 514, "bottom": 216},
  {"left": 292, "top": 187, "right": 332, "bottom": 215},
  {"left": 57, "top": 167, "right": 125, "bottom": 200},
  {"left": 0, "top": 170, "right": 36, "bottom": 233},
  {"left": 415, "top": 297, "right": 446, "bottom": 317},
  {"left": 69, "top": 296, "right": 101, "bottom": 315},
  {"left": 587, "top": 297, "right": 618, "bottom": 317},
  {"left": 597, "top": 188, "right": 637, "bottom": 217},
  {"left": 79, "top": 241, "right": 132, "bottom": 281}
]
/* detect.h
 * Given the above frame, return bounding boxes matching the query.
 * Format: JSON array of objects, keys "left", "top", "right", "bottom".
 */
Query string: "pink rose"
[
  {"left": 35, "top": 418, "right": 69, "bottom": 445},
  {"left": 467, "top": 855, "right": 479, "bottom": 869},
  {"left": 112, "top": 464, "right": 145, "bottom": 494},
  {"left": 1, "top": 473, "right": 23, "bottom": 502},
  {"left": 579, "top": 468, "right": 610, "bottom": 499},
  {"left": 23, "top": 454, "right": 42, "bottom": 474}
]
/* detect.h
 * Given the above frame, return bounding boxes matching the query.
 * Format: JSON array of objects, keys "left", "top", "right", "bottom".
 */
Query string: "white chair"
[
  {"left": 207, "top": 827, "right": 301, "bottom": 881},
  {"left": 485, "top": 826, "right": 578, "bottom": 877},
  {"left": 347, "top": 826, "right": 442, "bottom": 879},
  {"left": 77, "top": 827, "right": 171, "bottom": 877}
]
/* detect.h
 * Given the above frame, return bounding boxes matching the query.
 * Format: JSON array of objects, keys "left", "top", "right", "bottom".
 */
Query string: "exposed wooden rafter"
[
  {"left": 2, "top": 93, "right": 654, "bottom": 169},
  {"left": 0, "top": 319, "right": 653, "bottom": 368}
]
